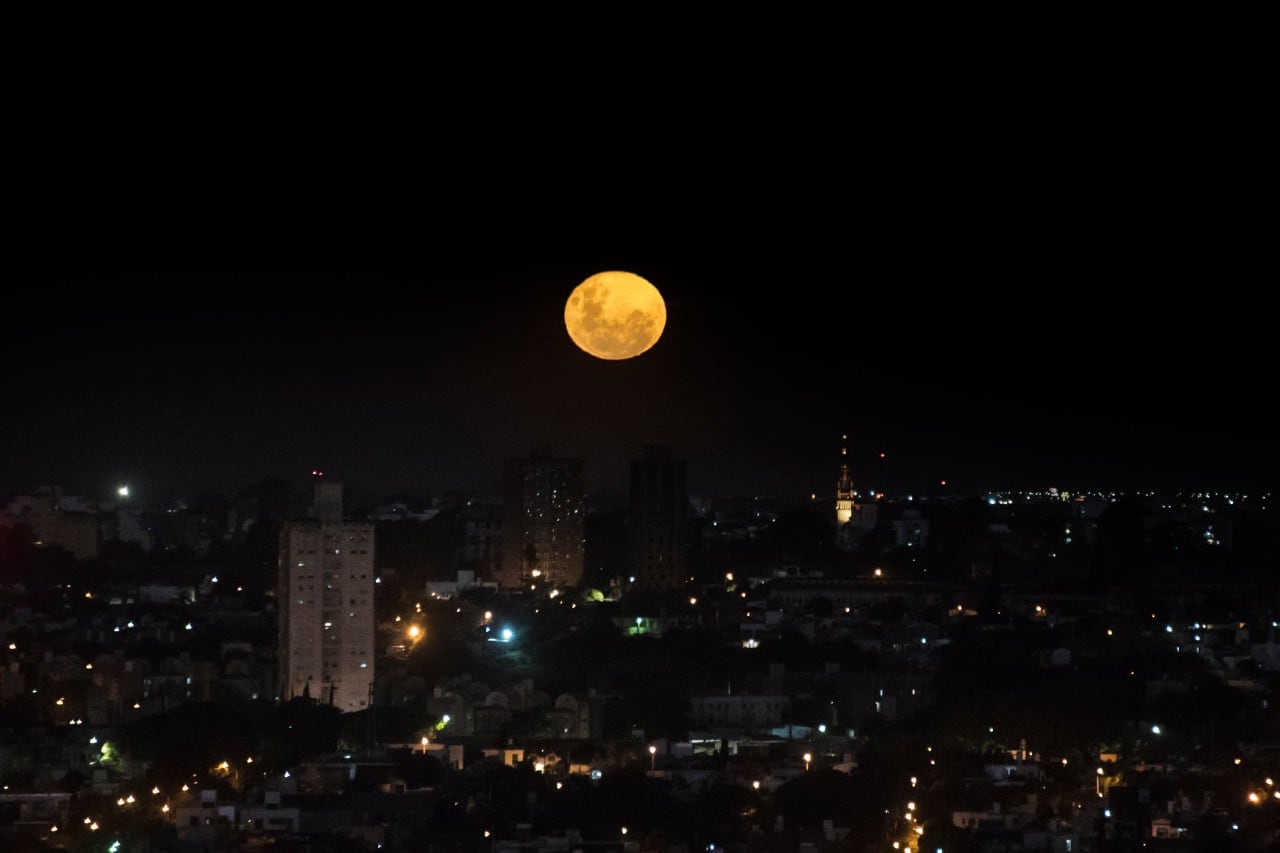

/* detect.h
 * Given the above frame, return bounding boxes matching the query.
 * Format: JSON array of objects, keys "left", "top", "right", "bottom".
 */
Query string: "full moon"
[{"left": 564, "top": 271, "right": 667, "bottom": 360}]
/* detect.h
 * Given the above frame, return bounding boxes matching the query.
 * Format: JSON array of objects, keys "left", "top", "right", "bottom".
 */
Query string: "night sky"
[{"left": 3, "top": 216, "right": 1272, "bottom": 509}]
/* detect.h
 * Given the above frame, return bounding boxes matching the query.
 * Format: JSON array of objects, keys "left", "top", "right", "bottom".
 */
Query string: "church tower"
[
  {"left": 834, "top": 435, "right": 877, "bottom": 550},
  {"left": 835, "top": 435, "right": 855, "bottom": 526}
]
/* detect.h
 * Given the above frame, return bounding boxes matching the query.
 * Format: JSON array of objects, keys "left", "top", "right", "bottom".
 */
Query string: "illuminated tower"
[
  {"left": 277, "top": 479, "right": 375, "bottom": 712},
  {"left": 835, "top": 435, "right": 855, "bottom": 526},
  {"left": 628, "top": 444, "right": 688, "bottom": 590},
  {"left": 835, "top": 435, "right": 878, "bottom": 550},
  {"left": 499, "top": 447, "right": 585, "bottom": 591}
]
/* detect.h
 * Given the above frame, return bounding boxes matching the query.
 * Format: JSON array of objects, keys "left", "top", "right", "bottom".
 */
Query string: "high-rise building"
[
  {"left": 458, "top": 497, "right": 503, "bottom": 583},
  {"left": 0, "top": 487, "right": 100, "bottom": 560},
  {"left": 628, "top": 444, "right": 688, "bottom": 590},
  {"left": 499, "top": 447, "right": 584, "bottom": 591},
  {"left": 276, "top": 480, "right": 375, "bottom": 712}
]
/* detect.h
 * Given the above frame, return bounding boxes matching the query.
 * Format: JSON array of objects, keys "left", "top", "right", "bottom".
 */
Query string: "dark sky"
[{"left": 2, "top": 215, "right": 1272, "bottom": 508}]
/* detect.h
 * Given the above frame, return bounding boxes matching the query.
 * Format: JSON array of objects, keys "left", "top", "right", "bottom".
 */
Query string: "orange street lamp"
[{"left": 803, "top": 752, "right": 812, "bottom": 771}]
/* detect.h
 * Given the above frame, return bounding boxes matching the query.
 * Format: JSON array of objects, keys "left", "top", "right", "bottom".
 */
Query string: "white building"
[
  {"left": 689, "top": 692, "right": 790, "bottom": 729},
  {"left": 277, "top": 482, "right": 375, "bottom": 712}
]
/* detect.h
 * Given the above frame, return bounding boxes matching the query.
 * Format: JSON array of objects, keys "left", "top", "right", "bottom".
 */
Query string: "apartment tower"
[
  {"left": 277, "top": 480, "right": 375, "bottom": 712},
  {"left": 627, "top": 444, "right": 688, "bottom": 590},
  {"left": 499, "top": 447, "right": 585, "bottom": 590}
]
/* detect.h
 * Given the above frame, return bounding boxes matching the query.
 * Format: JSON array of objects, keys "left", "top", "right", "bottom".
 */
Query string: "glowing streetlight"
[
  {"left": 649, "top": 745, "right": 656, "bottom": 771},
  {"left": 421, "top": 737, "right": 429, "bottom": 755},
  {"left": 803, "top": 752, "right": 812, "bottom": 771}
]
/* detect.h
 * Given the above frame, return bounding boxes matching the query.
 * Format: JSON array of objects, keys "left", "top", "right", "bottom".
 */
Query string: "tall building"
[
  {"left": 499, "top": 447, "right": 585, "bottom": 591},
  {"left": 276, "top": 480, "right": 375, "bottom": 712},
  {"left": 0, "top": 487, "right": 100, "bottom": 560},
  {"left": 458, "top": 497, "right": 503, "bottom": 583},
  {"left": 835, "top": 434, "right": 878, "bottom": 551},
  {"left": 628, "top": 444, "right": 688, "bottom": 590}
]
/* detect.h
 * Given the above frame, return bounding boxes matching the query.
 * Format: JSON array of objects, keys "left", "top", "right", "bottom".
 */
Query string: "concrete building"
[
  {"left": 1, "top": 487, "right": 100, "bottom": 560},
  {"left": 627, "top": 444, "right": 688, "bottom": 590},
  {"left": 689, "top": 691, "right": 791, "bottom": 729},
  {"left": 499, "top": 447, "right": 584, "bottom": 590},
  {"left": 276, "top": 481, "right": 375, "bottom": 712},
  {"left": 458, "top": 497, "right": 503, "bottom": 582}
]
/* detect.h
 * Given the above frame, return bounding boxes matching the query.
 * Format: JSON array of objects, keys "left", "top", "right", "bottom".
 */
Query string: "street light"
[
  {"left": 803, "top": 752, "right": 812, "bottom": 771},
  {"left": 648, "top": 745, "right": 656, "bottom": 771}
]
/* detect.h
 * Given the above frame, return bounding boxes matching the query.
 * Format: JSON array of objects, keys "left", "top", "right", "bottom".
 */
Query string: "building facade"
[
  {"left": 276, "top": 481, "right": 375, "bottom": 712},
  {"left": 1, "top": 487, "right": 100, "bottom": 561},
  {"left": 627, "top": 444, "right": 688, "bottom": 590},
  {"left": 499, "top": 447, "right": 584, "bottom": 590}
]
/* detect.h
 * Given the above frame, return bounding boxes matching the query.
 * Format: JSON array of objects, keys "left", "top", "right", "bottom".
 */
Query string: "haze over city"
[{"left": 3, "top": 217, "right": 1271, "bottom": 507}]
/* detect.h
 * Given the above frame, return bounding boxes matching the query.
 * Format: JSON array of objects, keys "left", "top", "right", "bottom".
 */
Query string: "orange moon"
[{"left": 564, "top": 271, "right": 666, "bottom": 360}]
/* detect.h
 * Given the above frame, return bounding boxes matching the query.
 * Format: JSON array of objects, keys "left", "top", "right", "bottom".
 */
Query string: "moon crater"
[{"left": 565, "top": 271, "right": 666, "bottom": 360}]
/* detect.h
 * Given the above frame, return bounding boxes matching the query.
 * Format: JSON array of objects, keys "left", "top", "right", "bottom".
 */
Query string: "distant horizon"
[
  {"left": 3, "top": 471, "right": 1271, "bottom": 515},
  {"left": 7, "top": 224, "right": 1274, "bottom": 512}
]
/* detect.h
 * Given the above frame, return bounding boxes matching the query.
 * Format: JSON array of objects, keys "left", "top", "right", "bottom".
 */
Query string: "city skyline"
[{"left": 4, "top": 217, "right": 1272, "bottom": 507}]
